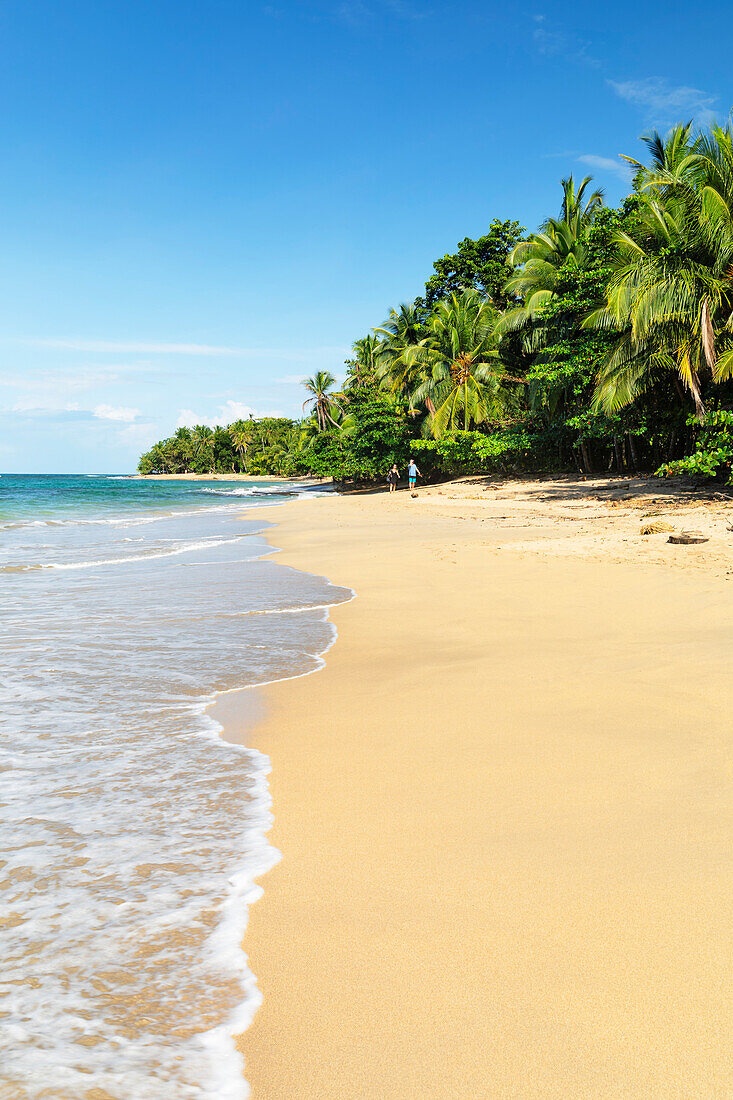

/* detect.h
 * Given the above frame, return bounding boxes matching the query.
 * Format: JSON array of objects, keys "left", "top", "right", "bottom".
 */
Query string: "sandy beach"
[{"left": 223, "top": 476, "right": 733, "bottom": 1098}]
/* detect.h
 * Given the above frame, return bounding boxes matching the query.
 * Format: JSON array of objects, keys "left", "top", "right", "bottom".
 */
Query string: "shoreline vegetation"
[
  {"left": 140, "top": 119, "right": 733, "bottom": 491},
  {"left": 229, "top": 486, "right": 733, "bottom": 1097}
]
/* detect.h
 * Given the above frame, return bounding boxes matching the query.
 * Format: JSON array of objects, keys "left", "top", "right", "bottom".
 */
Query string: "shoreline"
[
  {"left": 132, "top": 472, "right": 329, "bottom": 482},
  {"left": 227, "top": 480, "right": 733, "bottom": 1098}
]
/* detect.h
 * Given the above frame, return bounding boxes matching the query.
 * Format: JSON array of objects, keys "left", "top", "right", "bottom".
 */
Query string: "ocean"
[{"left": 0, "top": 474, "right": 351, "bottom": 1099}]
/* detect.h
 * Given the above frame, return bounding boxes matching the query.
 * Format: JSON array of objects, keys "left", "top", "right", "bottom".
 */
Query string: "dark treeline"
[{"left": 139, "top": 119, "right": 733, "bottom": 484}]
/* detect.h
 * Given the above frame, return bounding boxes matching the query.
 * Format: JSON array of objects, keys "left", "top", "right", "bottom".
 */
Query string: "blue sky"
[{"left": 0, "top": 0, "right": 729, "bottom": 471}]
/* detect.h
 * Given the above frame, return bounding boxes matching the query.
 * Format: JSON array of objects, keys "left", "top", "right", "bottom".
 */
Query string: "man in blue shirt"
[{"left": 407, "top": 458, "right": 421, "bottom": 490}]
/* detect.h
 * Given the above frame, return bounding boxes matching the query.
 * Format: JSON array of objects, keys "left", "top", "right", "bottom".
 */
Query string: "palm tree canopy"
[
  {"left": 590, "top": 121, "right": 733, "bottom": 420},
  {"left": 406, "top": 289, "right": 516, "bottom": 435},
  {"left": 501, "top": 174, "right": 604, "bottom": 348},
  {"left": 302, "top": 370, "right": 342, "bottom": 430},
  {"left": 373, "top": 301, "right": 428, "bottom": 405}
]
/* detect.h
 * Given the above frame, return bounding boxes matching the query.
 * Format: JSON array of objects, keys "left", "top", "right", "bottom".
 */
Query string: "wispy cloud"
[
  {"left": 608, "top": 77, "right": 718, "bottom": 127},
  {"left": 8, "top": 401, "right": 98, "bottom": 422},
  {"left": 93, "top": 404, "right": 140, "bottom": 422},
  {"left": 532, "top": 14, "right": 564, "bottom": 56},
  {"left": 7, "top": 338, "right": 243, "bottom": 356},
  {"left": 0, "top": 364, "right": 163, "bottom": 391},
  {"left": 118, "top": 421, "right": 161, "bottom": 447},
  {"left": 335, "top": 0, "right": 426, "bottom": 26},
  {"left": 532, "top": 14, "right": 600, "bottom": 68},
  {"left": 383, "top": 0, "right": 426, "bottom": 17},
  {"left": 577, "top": 154, "right": 632, "bottom": 182},
  {"left": 274, "top": 373, "right": 307, "bottom": 385},
  {"left": 7, "top": 399, "right": 145, "bottom": 425},
  {"left": 2, "top": 337, "right": 349, "bottom": 361}
]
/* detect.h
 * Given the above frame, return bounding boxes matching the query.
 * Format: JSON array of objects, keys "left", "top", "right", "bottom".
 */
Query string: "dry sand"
[{"left": 222, "top": 477, "right": 733, "bottom": 1098}]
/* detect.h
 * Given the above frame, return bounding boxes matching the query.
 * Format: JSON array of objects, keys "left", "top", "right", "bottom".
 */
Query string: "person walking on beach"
[
  {"left": 407, "top": 457, "right": 421, "bottom": 490},
  {"left": 387, "top": 463, "right": 400, "bottom": 493}
]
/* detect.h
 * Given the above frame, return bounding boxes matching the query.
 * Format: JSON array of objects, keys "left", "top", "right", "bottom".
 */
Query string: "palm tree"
[
  {"left": 375, "top": 301, "right": 426, "bottom": 351},
  {"left": 620, "top": 121, "right": 696, "bottom": 179},
  {"left": 406, "top": 289, "right": 514, "bottom": 435},
  {"left": 346, "top": 335, "right": 384, "bottom": 391},
  {"left": 551, "top": 174, "right": 604, "bottom": 228},
  {"left": 590, "top": 122, "right": 733, "bottom": 421},
  {"left": 501, "top": 175, "right": 604, "bottom": 348},
  {"left": 302, "top": 370, "right": 342, "bottom": 431},
  {"left": 191, "top": 424, "right": 215, "bottom": 470},
  {"left": 230, "top": 420, "right": 253, "bottom": 472},
  {"left": 374, "top": 302, "right": 428, "bottom": 405}
]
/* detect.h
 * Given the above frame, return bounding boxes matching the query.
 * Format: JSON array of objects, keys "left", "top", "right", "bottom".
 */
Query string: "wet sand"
[{"left": 228, "top": 480, "right": 733, "bottom": 1098}]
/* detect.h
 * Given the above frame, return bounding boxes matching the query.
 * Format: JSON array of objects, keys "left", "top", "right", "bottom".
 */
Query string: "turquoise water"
[
  {"left": 0, "top": 473, "right": 306, "bottom": 526},
  {"left": 0, "top": 475, "right": 350, "bottom": 1099}
]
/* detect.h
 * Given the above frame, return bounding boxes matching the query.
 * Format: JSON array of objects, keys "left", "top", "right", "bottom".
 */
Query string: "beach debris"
[
  {"left": 668, "top": 530, "right": 709, "bottom": 544},
  {"left": 640, "top": 520, "right": 676, "bottom": 535},
  {"left": 411, "top": 492, "right": 418, "bottom": 498}
]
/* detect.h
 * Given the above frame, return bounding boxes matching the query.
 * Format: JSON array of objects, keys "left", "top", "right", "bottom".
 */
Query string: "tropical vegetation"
[{"left": 139, "top": 116, "right": 733, "bottom": 485}]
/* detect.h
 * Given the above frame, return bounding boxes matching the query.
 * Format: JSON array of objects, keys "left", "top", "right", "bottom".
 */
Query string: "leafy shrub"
[
  {"left": 409, "top": 428, "right": 539, "bottom": 478},
  {"left": 656, "top": 410, "right": 733, "bottom": 481}
]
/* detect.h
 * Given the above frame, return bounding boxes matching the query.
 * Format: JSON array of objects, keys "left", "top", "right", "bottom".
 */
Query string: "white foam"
[
  {"left": 197, "top": 483, "right": 333, "bottom": 499},
  {"left": 1, "top": 497, "right": 355, "bottom": 1099},
  {"left": 43, "top": 536, "right": 244, "bottom": 569}
]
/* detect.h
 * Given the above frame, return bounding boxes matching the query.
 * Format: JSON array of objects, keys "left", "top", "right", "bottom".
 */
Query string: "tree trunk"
[
  {"left": 613, "top": 434, "right": 624, "bottom": 473},
  {"left": 627, "top": 433, "right": 639, "bottom": 472},
  {"left": 666, "top": 431, "right": 676, "bottom": 460},
  {"left": 580, "top": 439, "right": 593, "bottom": 475}
]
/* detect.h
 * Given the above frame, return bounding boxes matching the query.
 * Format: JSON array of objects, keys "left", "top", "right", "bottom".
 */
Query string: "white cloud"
[
  {"left": 176, "top": 409, "right": 216, "bottom": 429},
  {"left": 0, "top": 364, "right": 167, "bottom": 394},
  {"left": 532, "top": 14, "right": 600, "bottom": 68},
  {"left": 118, "top": 421, "right": 161, "bottom": 446},
  {"left": 5, "top": 399, "right": 147, "bottom": 427},
  {"left": 2, "top": 337, "right": 350, "bottom": 361},
  {"left": 577, "top": 154, "right": 632, "bottom": 182},
  {"left": 274, "top": 373, "right": 306, "bottom": 385},
  {"left": 335, "top": 0, "right": 425, "bottom": 26},
  {"left": 10, "top": 398, "right": 82, "bottom": 415},
  {"left": 219, "top": 400, "right": 281, "bottom": 421},
  {"left": 93, "top": 404, "right": 140, "bottom": 422},
  {"left": 175, "top": 400, "right": 285, "bottom": 429},
  {"left": 10, "top": 338, "right": 243, "bottom": 356},
  {"left": 533, "top": 16, "right": 565, "bottom": 57},
  {"left": 608, "top": 78, "right": 718, "bottom": 126}
]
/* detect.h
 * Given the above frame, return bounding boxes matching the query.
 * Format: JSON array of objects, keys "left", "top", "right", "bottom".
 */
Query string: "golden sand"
[{"left": 222, "top": 479, "right": 733, "bottom": 1098}]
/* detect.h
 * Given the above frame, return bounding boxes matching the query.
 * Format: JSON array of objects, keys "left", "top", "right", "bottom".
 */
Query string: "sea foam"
[{"left": 0, "top": 480, "right": 351, "bottom": 1098}]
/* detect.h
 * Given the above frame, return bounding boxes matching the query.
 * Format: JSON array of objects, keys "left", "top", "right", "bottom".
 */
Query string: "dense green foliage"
[
  {"left": 421, "top": 220, "right": 524, "bottom": 310},
  {"left": 140, "top": 118, "right": 733, "bottom": 485},
  {"left": 137, "top": 418, "right": 303, "bottom": 476}
]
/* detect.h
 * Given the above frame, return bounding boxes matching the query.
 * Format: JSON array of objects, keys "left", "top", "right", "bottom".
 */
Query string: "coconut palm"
[
  {"left": 590, "top": 122, "right": 733, "bottom": 421},
  {"left": 500, "top": 175, "right": 604, "bottom": 348},
  {"left": 550, "top": 174, "right": 604, "bottom": 229},
  {"left": 302, "top": 370, "right": 342, "bottom": 430},
  {"left": 191, "top": 424, "right": 215, "bottom": 470},
  {"left": 230, "top": 419, "right": 254, "bottom": 472},
  {"left": 346, "top": 335, "right": 384, "bottom": 391},
  {"left": 620, "top": 121, "right": 696, "bottom": 179},
  {"left": 406, "top": 289, "right": 514, "bottom": 436},
  {"left": 373, "top": 302, "right": 428, "bottom": 404},
  {"left": 375, "top": 301, "right": 426, "bottom": 351}
]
